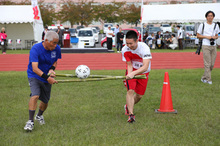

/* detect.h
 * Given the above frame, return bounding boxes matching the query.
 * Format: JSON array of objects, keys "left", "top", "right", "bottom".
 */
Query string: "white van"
[
  {"left": 77, "top": 28, "right": 96, "bottom": 48},
  {"left": 103, "top": 23, "right": 113, "bottom": 34},
  {"left": 88, "top": 27, "right": 99, "bottom": 43},
  {"left": 160, "top": 24, "right": 172, "bottom": 33}
]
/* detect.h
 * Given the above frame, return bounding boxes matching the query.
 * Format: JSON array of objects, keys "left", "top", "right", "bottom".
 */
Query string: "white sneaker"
[
  {"left": 117, "top": 51, "right": 120, "bottom": 53},
  {"left": 201, "top": 78, "right": 207, "bottom": 83},
  {"left": 207, "top": 81, "right": 212, "bottom": 84},
  {"left": 35, "top": 115, "right": 45, "bottom": 125},
  {"left": 24, "top": 120, "right": 34, "bottom": 131}
]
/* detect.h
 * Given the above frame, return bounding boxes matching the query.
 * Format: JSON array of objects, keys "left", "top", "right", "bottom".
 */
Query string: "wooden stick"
[{"left": 56, "top": 75, "right": 146, "bottom": 83}]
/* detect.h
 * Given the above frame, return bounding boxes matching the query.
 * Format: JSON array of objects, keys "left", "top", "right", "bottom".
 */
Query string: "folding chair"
[
  {"left": 7, "top": 39, "right": 14, "bottom": 50},
  {"left": 15, "top": 39, "right": 22, "bottom": 50}
]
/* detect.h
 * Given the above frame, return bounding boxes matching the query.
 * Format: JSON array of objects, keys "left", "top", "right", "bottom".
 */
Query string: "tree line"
[{"left": 0, "top": 0, "right": 141, "bottom": 27}]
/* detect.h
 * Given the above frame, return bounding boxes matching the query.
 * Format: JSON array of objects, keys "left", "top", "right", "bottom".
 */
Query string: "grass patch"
[{"left": 0, "top": 69, "right": 219, "bottom": 145}]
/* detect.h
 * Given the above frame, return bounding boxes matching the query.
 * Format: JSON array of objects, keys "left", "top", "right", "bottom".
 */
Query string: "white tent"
[
  {"left": 0, "top": 5, "right": 44, "bottom": 49},
  {"left": 142, "top": 3, "right": 220, "bottom": 24}
]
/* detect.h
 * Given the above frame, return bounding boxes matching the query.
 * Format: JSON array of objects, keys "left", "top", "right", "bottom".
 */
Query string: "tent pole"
[{"left": 141, "top": 0, "right": 143, "bottom": 42}]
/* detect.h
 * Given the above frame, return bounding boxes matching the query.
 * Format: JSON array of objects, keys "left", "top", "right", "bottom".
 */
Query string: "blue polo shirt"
[{"left": 27, "top": 42, "right": 61, "bottom": 83}]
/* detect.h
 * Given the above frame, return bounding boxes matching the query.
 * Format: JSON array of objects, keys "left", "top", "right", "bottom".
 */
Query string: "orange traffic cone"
[{"left": 155, "top": 72, "right": 177, "bottom": 114}]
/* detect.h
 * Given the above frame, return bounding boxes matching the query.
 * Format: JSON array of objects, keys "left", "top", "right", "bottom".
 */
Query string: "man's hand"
[
  {"left": 126, "top": 72, "right": 135, "bottom": 80},
  {"left": 48, "top": 70, "right": 56, "bottom": 78},
  {"left": 47, "top": 77, "right": 58, "bottom": 84}
]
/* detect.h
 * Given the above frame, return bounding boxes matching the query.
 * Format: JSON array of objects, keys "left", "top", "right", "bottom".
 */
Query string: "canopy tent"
[
  {"left": 141, "top": 3, "right": 220, "bottom": 24},
  {"left": 0, "top": 5, "right": 44, "bottom": 49}
]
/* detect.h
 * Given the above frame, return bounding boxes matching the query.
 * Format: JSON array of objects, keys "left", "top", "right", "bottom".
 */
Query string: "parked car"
[
  {"left": 101, "top": 28, "right": 140, "bottom": 48},
  {"left": 94, "top": 26, "right": 100, "bottom": 33},
  {"left": 48, "top": 25, "right": 64, "bottom": 32},
  {"left": 69, "top": 28, "right": 77, "bottom": 37},
  {"left": 76, "top": 25, "right": 84, "bottom": 32},
  {"left": 160, "top": 24, "right": 172, "bottom": 33},
  {"left": 183, "top": 25, "right": 195, "bottom": 36},
  {"left": 77, "top": 28, "right": 96, "bottom": 48},
  {"left": 88, "top": 27, "right": 99, "bottom": 43},
  {"left": 148, "top": 27, "right": 162, "bottom": 35},
  {"left": 103, "top": 23, "right": 113, "bottom": 34}
]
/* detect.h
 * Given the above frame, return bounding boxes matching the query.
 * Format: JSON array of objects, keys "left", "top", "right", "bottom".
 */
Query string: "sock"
[
  {"left": 29, "top": 110, "right": 35, "bottom": 122},
  {"left": 37, "top": 109, "right": 44, "bottom": 116}
]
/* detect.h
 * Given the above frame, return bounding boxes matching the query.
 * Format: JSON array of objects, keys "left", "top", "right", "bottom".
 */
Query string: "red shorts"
[{"left": 125, "top": 73, "right": 149, "bottom": 95}]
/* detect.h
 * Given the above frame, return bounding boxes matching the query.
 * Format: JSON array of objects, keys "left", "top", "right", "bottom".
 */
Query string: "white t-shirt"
[
  {"left": 106, "top": 29, "right": 113, "bottom": 38},
  {"left": 172, "top": 37, "right": 178, "bottom": 45},
  {"left": 122, "top": 42, "right": 152, "bottom": 74},
  {"left": 197, "top": 22, "right": 220, "bottom": 46},
  {"left": 177, "top": 29, "right": 183, "bottom": 39}
]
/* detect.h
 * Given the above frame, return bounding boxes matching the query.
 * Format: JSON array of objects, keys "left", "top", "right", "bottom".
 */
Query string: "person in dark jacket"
[{"left": 116, "top": 27, "right": 124, "bottom": 53}]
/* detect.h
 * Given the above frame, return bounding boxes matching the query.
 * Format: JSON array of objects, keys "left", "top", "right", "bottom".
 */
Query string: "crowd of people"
[{"left": 143, "top": 29, "right": 182, "bottom": 50}]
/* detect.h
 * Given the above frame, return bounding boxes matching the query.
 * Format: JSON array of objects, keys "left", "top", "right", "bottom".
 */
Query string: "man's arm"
[
  {"left": 126, "top": 59, "right": 150, "bottom": 79},
  {"left": 197, "top": 33, "right": 218, "bottom": 40},
  {"left": 32, "top": 62, "right": 57, "bottom": 84}
]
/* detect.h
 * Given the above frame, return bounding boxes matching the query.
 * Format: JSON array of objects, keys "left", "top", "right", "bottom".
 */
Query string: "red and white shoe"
[
  {"left": 124, "top": 104, "right": 129, "bottom": 116},
  {"left": 127, "top": 114, "right": 135, "bottom": 123}
]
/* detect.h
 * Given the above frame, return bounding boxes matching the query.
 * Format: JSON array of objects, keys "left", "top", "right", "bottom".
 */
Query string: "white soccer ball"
[{"left": 75, "top": 65, "right": 90, "bottom": 79}]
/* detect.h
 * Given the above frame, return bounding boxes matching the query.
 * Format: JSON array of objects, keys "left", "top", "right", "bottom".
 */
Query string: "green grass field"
[{"left": 0, "top": 69, "right": 219, "bottom": 145}]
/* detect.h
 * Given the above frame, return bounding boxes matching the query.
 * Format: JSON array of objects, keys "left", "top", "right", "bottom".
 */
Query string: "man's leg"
[
  {"left": 210, "top": 46, "right": 217, "bottom": 71},
  {"left": 29, "top": 95, "right": 39, "bottom": 121},
  {"left": 37, "top": 101, "right": 48, "bottom": 116},
  {"left": 134, "top": 94, "right": 143, "bottom": 104},
  {"left": 202, "top": 46, "right": 211, "bottom": 81},
  {"left": 126, "top": 90, "right": 135, "bottom": 115}
]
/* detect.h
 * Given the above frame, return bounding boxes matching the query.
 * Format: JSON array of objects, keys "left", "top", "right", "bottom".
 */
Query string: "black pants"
[
  {"left": 1, "top": 40, "right": 7, "bottom": 53},
  {"left": 178, "top": 39, "right": 183, "bottom": 50},
  {"left": 107, "top": 37, "right": 112, "bottom": 50},
  {"left": 117, "top": 42, "right": 123, "bottom": 51},
  {"left": 58, "top": 39, "right": 63, "bottom": 47}
]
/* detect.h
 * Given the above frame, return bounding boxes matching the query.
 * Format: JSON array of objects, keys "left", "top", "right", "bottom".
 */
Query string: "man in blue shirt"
[{"left": 24, "top": 31, "right": 62, "bottom": 131}]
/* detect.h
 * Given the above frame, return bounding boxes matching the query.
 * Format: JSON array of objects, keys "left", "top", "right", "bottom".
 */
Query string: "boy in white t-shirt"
[{"left": 122, "top": 30, "right": 152, "bottom": 123}]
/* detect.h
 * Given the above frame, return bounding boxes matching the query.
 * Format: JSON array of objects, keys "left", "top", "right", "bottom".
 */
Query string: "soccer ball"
[{"left": 75, "top": 65, "right": 90, "bottom": 79}]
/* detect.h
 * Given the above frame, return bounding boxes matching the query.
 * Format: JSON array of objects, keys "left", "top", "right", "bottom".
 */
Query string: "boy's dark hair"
[
  {"left": 172, "top": 34, "right": 175, "bottom": 37},
  {"left": 126, "top": 30, "right": 138, "bottom": 41},
  {"left": 205, "top": 10, "right": 215, "bottom": 18}
]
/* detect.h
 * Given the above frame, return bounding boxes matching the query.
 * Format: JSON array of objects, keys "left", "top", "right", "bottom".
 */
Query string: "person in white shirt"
[
  {"left": 122, "top": 30, "right": 152, "bottom": 123},
  {"left": 197, "top": 10, "right": 220, "bottom": 85},
  {"left": 168, "top": 34, "right": 178, "bottom": 50},
  {"left": 177, "top": 25, "right": 183, "bottom": 50},
  {"left": 146, "top": 33, "right": 155, "bottom": 49},
  {"left": 106, "top": 25, "right": 114, "bottom": 50}
]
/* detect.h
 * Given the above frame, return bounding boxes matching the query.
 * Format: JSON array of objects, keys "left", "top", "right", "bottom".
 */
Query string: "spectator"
[
  {"left": 177, "top": 25, "right": 183, "bottom": 50},
  {"left": 114, "top": 24, "right": 120, "bottom": 45},
  {"left": 197, "top": 10, "right": 220, "bottom": 85},
  {"left": 42, "top": 26, "right": 48, "bottom": 41},
  {"left": 106, "top": 25, "right": 114, "bottom": 50},
  {"left": 146, "top": 33, "right": 156, "bottom": 49},
  {"left": 56, "top": 24, "right": 63, "bottom": 47},
  {"left": 0, "top": 27, "right": 7, "bottom": 54},
  {"left": 168, "top": 34, "right": 178, "bottom": 50},
  {"left": 143, "top": 31, "right": 148, "bottom": 43},
  {"left": 116, "top": 27, "right": 124, "bottom": 53},
  {"left": 156, "top": 31, "right": 164, "bottom": 49}
]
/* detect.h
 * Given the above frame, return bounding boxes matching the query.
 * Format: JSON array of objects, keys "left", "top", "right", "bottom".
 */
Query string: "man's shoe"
[
  {"left": 124, "top": 104, "right": 129, "bottom": 115},
  {"left": 207, "top": 81, "right": 212, "bottom": 84},
  {"left": 35, "top": 115, "right": 45, "bottom": 125},
  {"left": 24, "top": 120, "right": 34, "bottom": 131},
  {"left": 201, "top": 78, "right": 207, "bottom": 83},
  {"left": 127, "top": 114, "right": 135, "bottom": 123}
]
